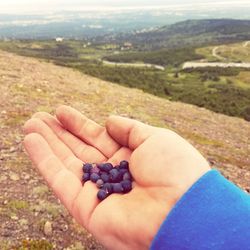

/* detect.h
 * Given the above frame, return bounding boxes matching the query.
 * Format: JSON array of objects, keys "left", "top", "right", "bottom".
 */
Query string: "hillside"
[
  {"left": 196, "top": 40, "right": 250, "bottom": 62},
  {"left": 0, "top": 50, "right": 249, "bottom": 249},
  {"left": 108, "top": 19, "right": 250, "bottom": 49},
  {"left": 1, "top": 39, "right": 250, "bottom": 121}
]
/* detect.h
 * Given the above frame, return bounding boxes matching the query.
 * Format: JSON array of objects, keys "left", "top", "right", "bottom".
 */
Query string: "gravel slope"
[{"left": 0, "top": 50, "right": 249, "bottom": 249}]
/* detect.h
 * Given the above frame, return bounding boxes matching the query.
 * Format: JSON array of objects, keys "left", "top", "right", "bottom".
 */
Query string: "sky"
[{"left": 0, "top": 0, "right": 250, "bottom": 14}]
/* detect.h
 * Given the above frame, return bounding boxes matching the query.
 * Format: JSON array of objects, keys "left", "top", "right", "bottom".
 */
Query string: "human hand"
[{"left": 23, "top": 106, "right": 210, "bottom": 250}]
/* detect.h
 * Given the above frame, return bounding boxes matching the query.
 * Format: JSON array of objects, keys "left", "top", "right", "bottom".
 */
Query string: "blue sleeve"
[{"left": 150, "top": 170, "right": 250, "bottom": 250}]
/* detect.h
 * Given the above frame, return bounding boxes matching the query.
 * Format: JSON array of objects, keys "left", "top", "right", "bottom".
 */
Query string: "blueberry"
[
  {"left": 82, "top": 173, "right": 90, "bottom": 182},
  {"left": 82, "top": 163, "right": 93, "bottom": 173},
  {"left": 100, "top": 173, "right": 109, "bottom": 183},
  {"left": 91, "top": 166, "right": 100, "bottom": 174},
  {"left": 112, "top": 183, "right": 124, "bottom": 193},
  {"left": 119, "top": 168, "right": 128, "bottom": 175},
  {"left": 120, "top": 180, "right": 132, "bottom": 193},
  {"left": 90, "top": 173, "right": 100, "bottom": 183},
  {"left": 123, "top": 172, "right": 132, "bottom": 181},
  {"left": 109, "top": 168, "right": 120, "bottom": 182},
  {"left": 96, "top": 163, "right": 105, "bottom": 170},
  {"left": 98, "top": 170, "right": 106, "bottom": 176},
  {"left": 117, "top": 171, "right": 124, "bottom": 182},
  {"left": 97, "top": 189, "right": 108, "bottom": 201},
  {"left": 102, "top": 183, "right": 113, "bottom": 194},
  {"left": 119, "top": 160, "right": 129, "bottom": 170},
  {"left": 102, "top": 163, "right": 113, "bottom": 172},
  {"left": 96, "top": 179, "right": 104, "bottom": 188}
]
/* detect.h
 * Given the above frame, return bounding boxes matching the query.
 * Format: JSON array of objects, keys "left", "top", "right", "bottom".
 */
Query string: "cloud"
[{"left": 0, "top": 0, "right": 250, "bottom": 14}]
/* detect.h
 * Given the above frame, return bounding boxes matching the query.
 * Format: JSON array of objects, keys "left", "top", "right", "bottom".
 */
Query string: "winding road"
[
  {"left": 212, "top": 47, "right": 225, "bottom": 61},
  {"left": 102, "top": 60, "right": 165, "bottom": 71},
  {"left": 183, "top": 41, "right": 250, "bottom": 69},
  {"left": 182, "top": 62, "right": 250, "bottom": 69},
  {"left": 102, "top": 41, "right": 250, "bottom": 70},
  {"left": 243, "top": 41, "right": 250, "bottom": 47}
]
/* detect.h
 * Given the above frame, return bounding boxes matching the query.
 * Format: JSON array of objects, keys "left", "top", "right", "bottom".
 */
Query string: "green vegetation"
[
  {"left": 7, "top": 200, "right": 29, "bottom": 211},
  {"left": 103, "top": 48, "right": 203, "bottom": 66},
  {"left": 0, "top": 39, "right": 250, "bottom": 121},
  {"left": 114, "top": 19, "right": 250, "bottom": 50},
  {"left": 197, "top": 41, "right": 250, "bottom": 62},
  {"left": 13, "top": 239, "right": 53, "bottom": 250}
]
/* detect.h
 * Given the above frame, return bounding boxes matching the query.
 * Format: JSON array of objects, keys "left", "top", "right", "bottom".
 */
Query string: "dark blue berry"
[
  {"left": 82, "top": 163, "right": 93, "bottom": 173},
  {"left": 117, "top": 171, "right": 125, "bottom": 182},
  {"left": 109, "top": 168, "right": 120, "bottom": 182},
  {"left": 97, "top": 189, "right": 108, "bottom": 201},
  {"left": 96, "top": 179, "right": 104, "bottom": 188},
  {"left": 123, "top": 172, "right": 132, "bottom": 181},
  {"left": 97, "top": 163, "right": 105, "bottom": 170},
  {"left": 91, "top": 166, "right": 100, "bottom": 174},
  {"left": 102, "top": 163, "right": 113, "bottom": 172},
  {"left": 119, "top": 168, "right": 128, "bottom": 175},
  {"left": 119, "top": 160, "right": 129, "bottom": 170},
  {"left": 100, "top": 173, "right": 109, "bottom": 183},
  {"left": 82, "top": 173, "right": 90, "bottom": 182},
  {"left": 90, "top": 173, "right": 100, "bottom": 183},
  {"left": 112, "top": 183, "right": 124, "bottom": 193},
  {"left": 99, "top": 170, "right": 106, "bottom": 176},
  {"left": 102, "top": 183, "right": 113, "bottom": 194},
  {"left": 120, "top": 180, "right": 132, "bottom": 193}
]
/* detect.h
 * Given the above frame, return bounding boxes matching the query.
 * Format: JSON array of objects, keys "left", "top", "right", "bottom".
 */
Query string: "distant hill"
[{"left": 105, "top": 19, "right": 250, "bottom": 50}]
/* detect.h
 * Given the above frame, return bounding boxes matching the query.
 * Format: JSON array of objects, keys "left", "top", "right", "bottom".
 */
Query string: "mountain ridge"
[{"left": 108, "top": 18, "right": 250, "bottom": 49}]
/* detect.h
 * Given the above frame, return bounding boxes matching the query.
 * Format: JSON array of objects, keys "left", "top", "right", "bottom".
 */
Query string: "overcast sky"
[{"left": 0, "top": 0, "right": 250, "bottom": 14}]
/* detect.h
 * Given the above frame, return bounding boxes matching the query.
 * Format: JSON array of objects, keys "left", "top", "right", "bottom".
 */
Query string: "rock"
[
  {"left": 23, "top": 174, "right": 30, "bottom": 180},
  {"left": 2, "top": 230, "right": 11, "bottom": 237},
  {"left": 19, "top": 218, "right": 28, "bottom": 226},
  {"left": 11, "top": 215, "right": 18, "bottom": 220},
  {"left": 9, "top": 146, "right": 16, "bottom": 153},
  {"left": 62, "top": 224, "right": 68, "bottom": 232},
  {"left": 207, "top": 157, "right": 215, "bottom": 166},
  {"left": 0, "top": 175, "right": 7, "bottom": 182},
  {"left": 44, "top": 221, "right": 53, "bottom": 236},
  {"left": 9, "top": 172, "right": 20, "bottom": 181}
]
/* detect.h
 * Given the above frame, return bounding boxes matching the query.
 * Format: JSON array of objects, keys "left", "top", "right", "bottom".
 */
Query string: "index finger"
[{"left": 56, "top": 105, "right": 121, "bottom": 158}]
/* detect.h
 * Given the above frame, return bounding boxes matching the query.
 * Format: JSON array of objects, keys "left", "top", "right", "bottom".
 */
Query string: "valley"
[{"left": 1, "top": 24, "right": 250, "bottom": 121}]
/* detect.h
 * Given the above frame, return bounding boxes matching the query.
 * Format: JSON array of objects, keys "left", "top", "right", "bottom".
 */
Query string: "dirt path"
[
  {"left": 0, "top": 50, "right": 249, "bottom": 249},
  {"left": 243, "top": 41, "right": 250, "bottom": 47},
  {"left": 212, "top": 46, "right": 225, "bottom": 61}
]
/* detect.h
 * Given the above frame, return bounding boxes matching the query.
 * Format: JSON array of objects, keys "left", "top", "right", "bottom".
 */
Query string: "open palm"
[{"left": 23, "top": 106, "right": 210, "bottom": 250}]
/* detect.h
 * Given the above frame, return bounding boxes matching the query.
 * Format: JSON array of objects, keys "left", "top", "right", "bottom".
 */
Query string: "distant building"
[
  {"left": 123, "top": 42, "right": 133, "bottom": 48},
  {"left": 55, "top": 37, "right": 64, "bottom": 42},
  {"left": 120, "top": 42, "right": 133, "bottom": 51}
]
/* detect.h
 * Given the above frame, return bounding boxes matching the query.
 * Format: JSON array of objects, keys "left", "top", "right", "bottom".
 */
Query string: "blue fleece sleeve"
[{"left": 150, "top": 170, "right": 250, "bottom": 250}]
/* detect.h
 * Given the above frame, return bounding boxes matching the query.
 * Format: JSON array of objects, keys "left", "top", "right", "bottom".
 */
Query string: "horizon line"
[{"left": 1, "top": 1, "right": 250, "bottom": 15}]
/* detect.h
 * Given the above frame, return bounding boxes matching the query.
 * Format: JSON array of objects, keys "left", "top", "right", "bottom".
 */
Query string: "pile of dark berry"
[{"left": 82, "top": 160, "right": 133, "bottom": 201}]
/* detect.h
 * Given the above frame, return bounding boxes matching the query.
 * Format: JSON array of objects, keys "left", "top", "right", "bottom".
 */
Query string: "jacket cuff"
[{"left": 150, "top": 170, "right": 250, "bottom": 250}]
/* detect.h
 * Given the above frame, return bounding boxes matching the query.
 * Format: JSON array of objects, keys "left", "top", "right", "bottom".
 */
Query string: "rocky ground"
[{"left": 0, "top": 50, "right": 249, "bottom": 249}]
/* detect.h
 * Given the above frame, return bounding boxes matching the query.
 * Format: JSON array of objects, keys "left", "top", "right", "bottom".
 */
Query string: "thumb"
[{"left": 106, "top": 116, "right": 159, "bottom": 149}]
